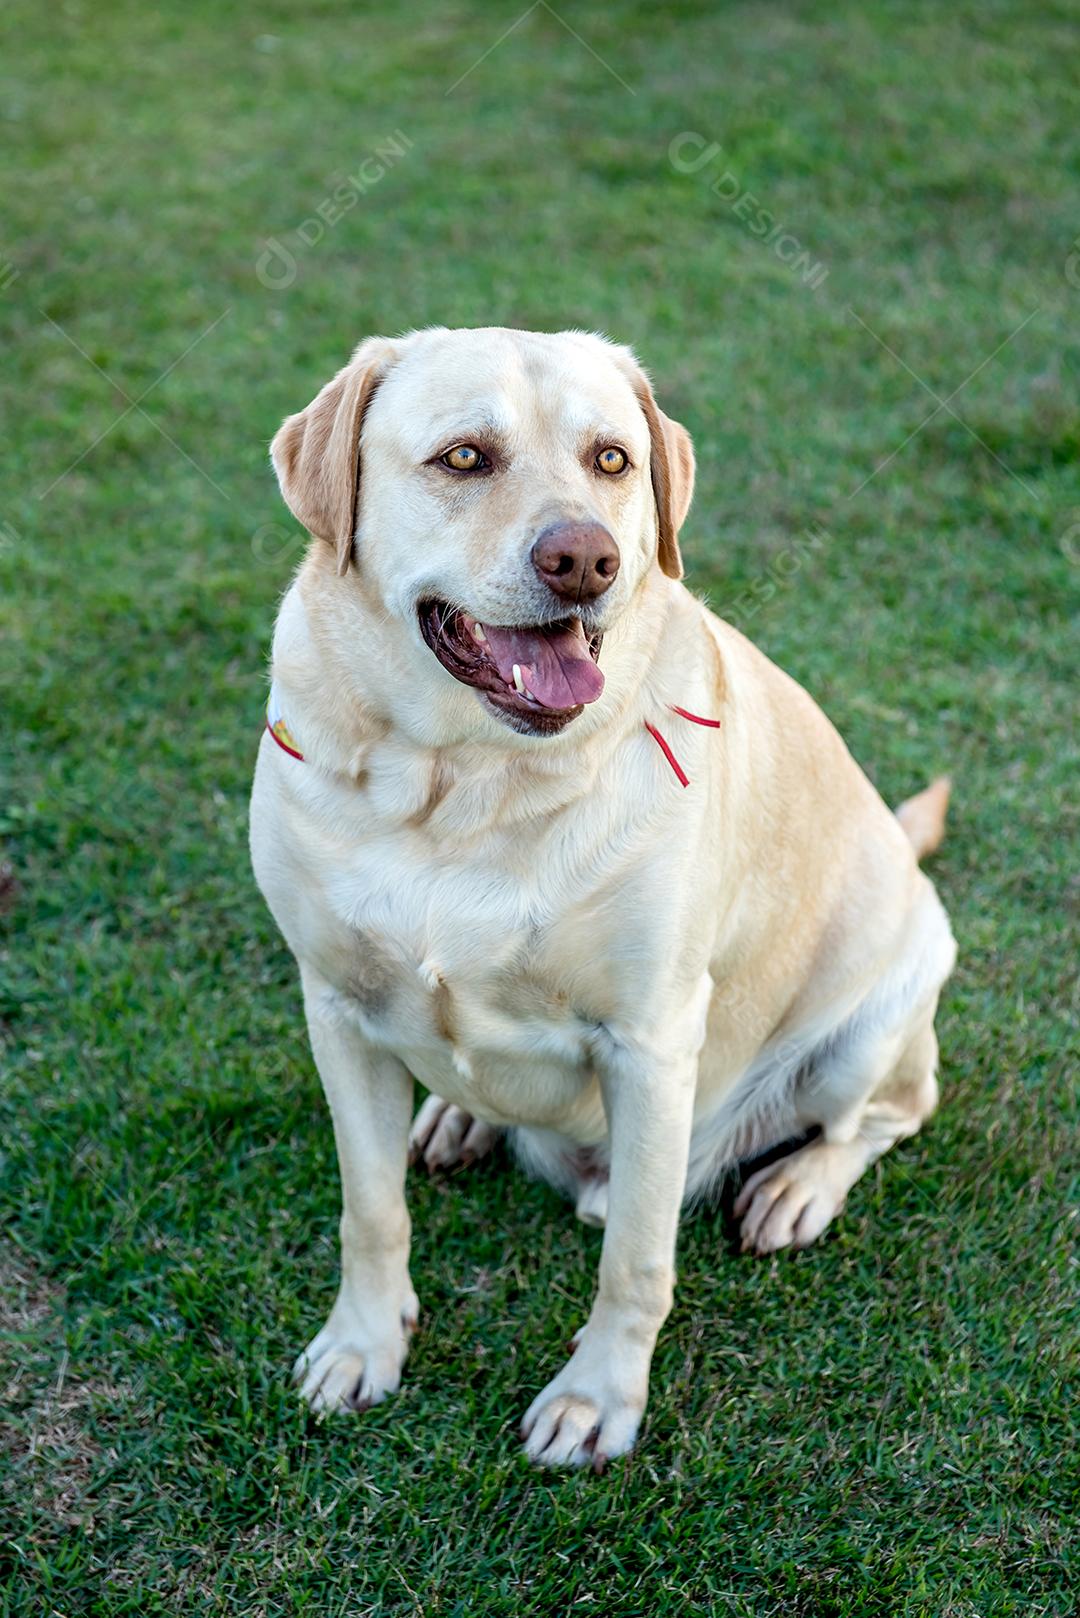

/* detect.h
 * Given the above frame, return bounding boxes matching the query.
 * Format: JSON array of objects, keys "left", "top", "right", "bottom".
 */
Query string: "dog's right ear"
[{"left": 270, "top": 337, "right": 397, "bottom": 576}]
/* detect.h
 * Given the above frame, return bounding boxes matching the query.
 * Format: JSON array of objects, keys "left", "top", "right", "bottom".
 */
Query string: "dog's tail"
[{"left": 895, "top": 776, "right": 951, "bottom": 862}]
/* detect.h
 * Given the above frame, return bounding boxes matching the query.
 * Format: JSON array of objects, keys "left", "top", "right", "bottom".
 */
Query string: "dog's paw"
[
  {"left": 520, "top": 1345, "right": 646, "bottom": 1469},
  {"left": 294, "top": 1294, "right": 418, "bottom": 1414},
  {"left": 408, "top": 1094, "right": 500, "bottom": 1172},
  {"left": 734, "top": 1141, "right": 853, "bottom": 1255}
]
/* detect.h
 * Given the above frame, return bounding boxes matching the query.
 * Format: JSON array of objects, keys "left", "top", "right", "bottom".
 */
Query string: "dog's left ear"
[
  {"left": 270, "top": 336, "right": 398, "bottom": 576},
  {"left": 617, "top": 357, "right": 695, "bottom": 580}
]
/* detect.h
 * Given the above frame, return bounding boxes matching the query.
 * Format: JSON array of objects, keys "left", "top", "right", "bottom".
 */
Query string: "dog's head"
[{"left": 271, "top": 327, "right": 694, "bottom": 737}]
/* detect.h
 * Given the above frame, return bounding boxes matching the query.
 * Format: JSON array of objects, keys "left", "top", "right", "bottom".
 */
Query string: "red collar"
[
  {"left": 266, "top": 691, "right": 719, "bottom": 788},
  {"left": 644, "top": 706, "right": 721, "bottom": 787}
]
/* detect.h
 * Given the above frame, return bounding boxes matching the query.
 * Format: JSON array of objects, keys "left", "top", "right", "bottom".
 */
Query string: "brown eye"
[
  {"left": 596, "top": 446, "right": 627, "bottom": 475},
  {"left": 442, "top": 444, "right": 484, "bottom": 471}
]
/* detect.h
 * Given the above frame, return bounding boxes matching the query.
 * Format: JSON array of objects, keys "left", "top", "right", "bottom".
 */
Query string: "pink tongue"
[{"left": 481, "top": 619, "right": 604, "bottom": 709}]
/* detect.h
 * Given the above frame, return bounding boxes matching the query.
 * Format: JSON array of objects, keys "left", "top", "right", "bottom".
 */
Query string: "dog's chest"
[{"left": 325, "top": 831, "right": 615, "bottom": 1123}]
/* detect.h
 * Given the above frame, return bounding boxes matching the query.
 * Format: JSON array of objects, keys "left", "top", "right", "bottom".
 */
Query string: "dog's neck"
[{"left": 269, "top": 544, "right": 697, "bottom": 835}]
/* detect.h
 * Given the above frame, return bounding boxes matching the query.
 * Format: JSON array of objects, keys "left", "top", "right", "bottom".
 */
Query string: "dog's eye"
[
  {"left": 595, "top": 447, "right": 627, "bottom": 475},
  {"left": 442, "top": 444, "right": 486, "bottom": 471}
]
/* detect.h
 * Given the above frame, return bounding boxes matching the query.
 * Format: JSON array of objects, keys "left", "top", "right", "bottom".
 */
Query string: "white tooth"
[
  {"left": 472, "top": 622, "right": 488, "bottom": 643},
  {"left": 512, "top": 664, "right": 526, "bottom": 694}
]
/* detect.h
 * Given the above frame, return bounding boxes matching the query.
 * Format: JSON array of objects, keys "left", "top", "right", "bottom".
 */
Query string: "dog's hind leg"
[
  {"left": 508, "top": 1126, "right": 611, "bottom": 1227},
  {"left": 408, "top": 1094, "right": 501, "bottom": 1172},
  {"left": 735, "top": 1011, "right": 940, "bottom": 1256}
]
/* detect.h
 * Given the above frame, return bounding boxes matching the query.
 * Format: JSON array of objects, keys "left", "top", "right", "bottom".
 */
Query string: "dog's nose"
[{"left": 531, "top": 521, "right": 621, "bottom": 603}]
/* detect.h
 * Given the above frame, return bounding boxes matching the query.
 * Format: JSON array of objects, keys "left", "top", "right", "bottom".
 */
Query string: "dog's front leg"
[
  {"left": 293, "top": 965, "right": 418, "bottom": 1414},
  {"left": 521, "top": 1031, "right": 698, "bottom": 1469}
]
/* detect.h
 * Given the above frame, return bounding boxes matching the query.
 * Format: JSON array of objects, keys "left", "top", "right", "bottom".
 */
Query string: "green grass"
[{"left": 1, "top": 0, "right": 1078, "bottom": 1611}]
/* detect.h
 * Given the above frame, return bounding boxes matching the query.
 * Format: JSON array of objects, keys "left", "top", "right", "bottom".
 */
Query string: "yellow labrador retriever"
[{"left": 250, "top": 326, "right": 955, "bottom": 1469}]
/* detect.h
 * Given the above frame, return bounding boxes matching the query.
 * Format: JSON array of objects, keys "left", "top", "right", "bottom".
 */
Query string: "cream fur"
[{"left": 250, "top": 326, "right": 955, "bottom": 1468}]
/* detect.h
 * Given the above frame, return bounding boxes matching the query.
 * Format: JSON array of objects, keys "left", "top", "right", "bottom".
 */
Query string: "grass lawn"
[{"left": 2, "top": 0, "right": 1078, "bottom": 1611}]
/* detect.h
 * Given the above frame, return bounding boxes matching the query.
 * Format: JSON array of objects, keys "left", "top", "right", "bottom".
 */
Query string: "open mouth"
[{"left": 418, "top": 600, "right": 605, "bottom": 735}]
